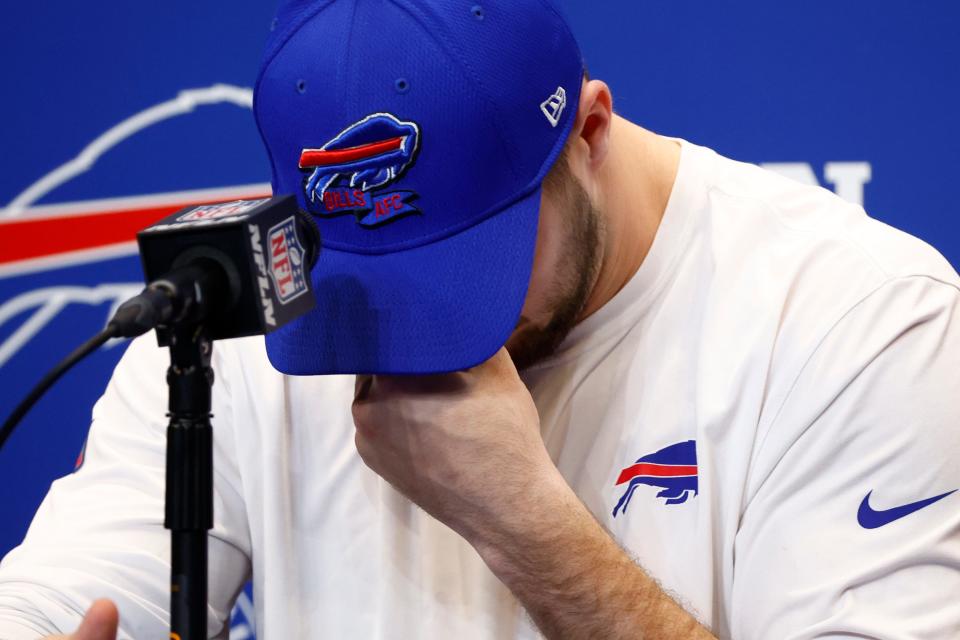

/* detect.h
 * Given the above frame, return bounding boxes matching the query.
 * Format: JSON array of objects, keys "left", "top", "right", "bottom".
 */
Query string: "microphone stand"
[
  {"left": 123, "top": 194, "right": 319, "bottom": 639},
  {"left": 164, "top": 322, "right": 215, "bottom": 640}
]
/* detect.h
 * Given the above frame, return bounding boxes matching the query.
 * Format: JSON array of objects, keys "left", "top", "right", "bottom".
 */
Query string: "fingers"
[
  {"left": 70, "top": 599, "right": 118, "bottom": 640},
  {"left": 354, "top": 349, "right": 518, "bottom": 401}
]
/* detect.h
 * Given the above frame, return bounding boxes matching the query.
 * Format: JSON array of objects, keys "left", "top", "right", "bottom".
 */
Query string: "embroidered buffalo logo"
[
  {"left": 612, "top": 440, "right": 699, "bottom": 517},
  {"left": 299, "top": 113, "right": 421, "bottom": 228}
]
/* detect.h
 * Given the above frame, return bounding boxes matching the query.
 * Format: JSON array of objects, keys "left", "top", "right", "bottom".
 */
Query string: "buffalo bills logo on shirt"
[
  {"left": 299, "top": 113, "right": 421, "bottom": 228},
  {"left": 267, "top": 216, "right": 309, "bottom": 304},
  {"left": 612, "top": 440, "right": 698, "bottom": 517}
]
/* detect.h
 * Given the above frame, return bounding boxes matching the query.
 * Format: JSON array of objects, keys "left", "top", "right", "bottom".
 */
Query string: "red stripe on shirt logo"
[{"left": 616, "top": 464, "right": 698, "bottom": 486}]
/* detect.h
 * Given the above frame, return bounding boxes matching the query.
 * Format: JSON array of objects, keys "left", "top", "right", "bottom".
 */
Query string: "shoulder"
[
  {"left": 745, "top": 273, "right": 960, "bottom": 499},
  {"left": 691, "top": 144, "right": 959, "bottom": 392},
  {"left": 701, "top": 147, "right": 958, "bottom": 291},
  {"left": 684, "top": 144, "right": 960, "bottom": 455}
]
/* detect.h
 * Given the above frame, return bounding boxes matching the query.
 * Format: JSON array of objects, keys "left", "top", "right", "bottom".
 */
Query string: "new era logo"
[{"left": 541, "top": 87, "right": 567, "bottom": 127}]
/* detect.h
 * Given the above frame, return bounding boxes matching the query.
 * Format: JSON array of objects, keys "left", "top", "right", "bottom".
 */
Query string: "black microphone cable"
[
  {"left": 0, "top": 327, "right": 117, "bottom": 450},
  {"left": 0, "top": 260, "right": 223, "bottom": 451}
]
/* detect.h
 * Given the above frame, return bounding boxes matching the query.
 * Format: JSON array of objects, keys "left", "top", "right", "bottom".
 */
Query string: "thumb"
[{"left": 71, "top": 599, "right": 118, "bottom": 640}]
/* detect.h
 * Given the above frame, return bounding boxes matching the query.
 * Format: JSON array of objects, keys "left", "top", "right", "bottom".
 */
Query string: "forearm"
[{"left": 467, "top": 470, "right": 715, "bottom": 640}]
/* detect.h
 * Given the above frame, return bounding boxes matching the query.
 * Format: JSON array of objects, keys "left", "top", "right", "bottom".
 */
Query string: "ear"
[{"left": 569, "top": 79, "right": 614, "bottom": 175}]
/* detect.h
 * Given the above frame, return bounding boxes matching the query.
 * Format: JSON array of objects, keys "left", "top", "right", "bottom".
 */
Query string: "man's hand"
[
  {"left": 353, "top": 348, "right": 715, "bottom": 639},
  {"left": 46, "top": 599, "right": 118, "bottom": 639},
  {"left": 352, "top": 347, "right": 559, "bottom": 544}
]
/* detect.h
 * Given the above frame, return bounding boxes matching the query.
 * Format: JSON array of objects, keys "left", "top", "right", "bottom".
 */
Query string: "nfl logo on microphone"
[{"left": 267, "top": 217, "right": 309, "bottom": 305}]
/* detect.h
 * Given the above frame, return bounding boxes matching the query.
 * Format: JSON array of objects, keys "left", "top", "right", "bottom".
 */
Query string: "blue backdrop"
[{"left": 1, "top": 2, "right": 957, "bottom": 637}]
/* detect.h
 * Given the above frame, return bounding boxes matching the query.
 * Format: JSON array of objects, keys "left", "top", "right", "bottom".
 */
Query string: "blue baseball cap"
[{"left": 255, "top": 0, "right": 583, "bottom": 375}]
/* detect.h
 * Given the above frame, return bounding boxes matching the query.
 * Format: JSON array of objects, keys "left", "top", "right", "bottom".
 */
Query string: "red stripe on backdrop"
[
  {"left": 0, "top": 197, "right": 266, "bottom": 267},
  {"left": 0, "top": 206, "right": 172, "bottom": 265},
  {"left": 616, "top": 464, "right": 698, "bottom": 486}
]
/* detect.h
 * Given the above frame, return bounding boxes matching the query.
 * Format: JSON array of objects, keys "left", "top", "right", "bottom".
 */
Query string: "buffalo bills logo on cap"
[
  {"left": 612, "top": 440, "right": 699, "bottom": 517},
  {"left": 299, "top": 113, "right": 421, "bottom": 228}
]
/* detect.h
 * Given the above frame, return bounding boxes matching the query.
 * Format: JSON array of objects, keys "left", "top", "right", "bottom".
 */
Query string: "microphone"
[
  {"left": 0, "top": 195, "right": 320, "bottom": 450},
  {"left": 110, "top": 195, "right": 319, "bottom": 343}
]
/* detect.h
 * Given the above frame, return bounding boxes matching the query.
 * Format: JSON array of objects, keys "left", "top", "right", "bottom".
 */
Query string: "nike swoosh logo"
[{"left": 858, "top": 489, "right": 957, "bottom": 529}]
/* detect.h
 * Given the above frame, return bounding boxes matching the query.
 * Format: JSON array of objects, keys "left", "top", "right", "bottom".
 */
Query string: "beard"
[{"left": 506, "top": 174, "right": 604, "bottom": 371}]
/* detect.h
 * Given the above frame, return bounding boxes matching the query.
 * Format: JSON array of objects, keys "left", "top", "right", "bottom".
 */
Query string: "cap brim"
[{"left": 265, "top": 187, "right": 541, "bottom": 375}]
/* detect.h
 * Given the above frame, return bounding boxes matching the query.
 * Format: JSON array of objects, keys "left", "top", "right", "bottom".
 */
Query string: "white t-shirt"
[{"left": 1, "top": 140, "right": 959, "bottom": 639}]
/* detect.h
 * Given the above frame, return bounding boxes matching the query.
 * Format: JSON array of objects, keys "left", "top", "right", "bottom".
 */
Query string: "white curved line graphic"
[
  {"left": 0, "top": 284, "right": 143, "bottom": 369},
  {"left": 3, "top": 84, "right": 254, "bottom": 218}
]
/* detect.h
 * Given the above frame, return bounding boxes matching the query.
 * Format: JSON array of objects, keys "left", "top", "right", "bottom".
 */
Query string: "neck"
[{"left": 577, "top": 117, "right": 681, "bottom": 322}]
